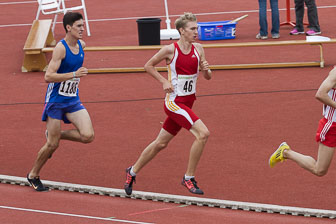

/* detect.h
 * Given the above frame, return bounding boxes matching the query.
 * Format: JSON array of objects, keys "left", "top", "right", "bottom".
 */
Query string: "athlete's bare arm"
[
  {"left": 79, "top": 39, "right": 86, "bottom": 49},
  {"left": 144, "top": 44, "right": 175, "bottom": 93},
  {"left": 44, "top": 42, "right": 88, "bottom": 83},
  {"left": 316, "top": 67, "right": 336, "bottom": 109},
  {"left": 194, "top": 43, "right": 212, "bottom": 80}
]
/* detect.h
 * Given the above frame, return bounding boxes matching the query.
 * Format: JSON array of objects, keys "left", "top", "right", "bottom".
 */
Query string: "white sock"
[
  {"left": 130, "top": 166, "right": 136, "bottom": 176},
  {"left": 184, "top": 175, "right": 194, "bottom": 180}
]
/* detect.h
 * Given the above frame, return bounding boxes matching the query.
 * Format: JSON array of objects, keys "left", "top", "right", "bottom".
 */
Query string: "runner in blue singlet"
[{"left": 27, "top": 12, "right": 94, "bottom": 192}]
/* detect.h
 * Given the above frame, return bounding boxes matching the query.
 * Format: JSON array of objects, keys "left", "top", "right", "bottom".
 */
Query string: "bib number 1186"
[{"left": 58, "top": 78, "right": 80, "bottom": 97}]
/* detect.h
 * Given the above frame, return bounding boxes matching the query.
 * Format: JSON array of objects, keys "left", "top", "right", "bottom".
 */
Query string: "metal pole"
[{"left": 164, "top": 0, "right": 171, "bottom": 30}]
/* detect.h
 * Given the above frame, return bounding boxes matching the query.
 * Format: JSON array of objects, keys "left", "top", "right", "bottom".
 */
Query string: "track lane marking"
[
  {"left": 1, "top": 5, "right": 336, "bottom": 28},
  {"left": 1, "top": 175, "right": 336, "bottom": 219},
  {"left": 128, "top": 204, "right": 190, "bottom": 216},
  {"left": 0, "top": 205, "right": 154, "bottom": 224}
]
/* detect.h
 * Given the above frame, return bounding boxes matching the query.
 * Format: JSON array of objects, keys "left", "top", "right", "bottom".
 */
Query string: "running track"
[{"left": 1, "top": 0, "right": 336, "bottom": 223}]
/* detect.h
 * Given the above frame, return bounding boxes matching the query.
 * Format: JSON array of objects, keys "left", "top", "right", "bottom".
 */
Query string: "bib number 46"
[
  {"left": 183, "top": 80, "right": 194, "bottom": 93},
  {"left": 177, "top": 74, "right": 197, "bottom": 96}
]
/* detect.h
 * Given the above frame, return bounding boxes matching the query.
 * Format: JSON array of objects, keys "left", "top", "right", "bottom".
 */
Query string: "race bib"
[
  {"left": 177, "top": 74, "right": 197, "bottom": 96},
  {"left": 58, "top": 78, "right": 80, "bottom": 97}
]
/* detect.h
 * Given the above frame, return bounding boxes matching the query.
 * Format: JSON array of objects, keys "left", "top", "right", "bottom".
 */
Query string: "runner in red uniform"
[
  {"left": 124, "top": 12, "right": 212, "bottom": 195},
  {"left": 269, "top": 66, "right": 336, "bottom": 176}
]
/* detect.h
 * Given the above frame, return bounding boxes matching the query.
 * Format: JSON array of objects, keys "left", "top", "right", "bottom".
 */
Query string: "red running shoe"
[
  {"left": 181, "top": 176, "right": 204, "bottom": 195},
  {"left": 124, "top": 167, "right": 136, "bottom": 195}
]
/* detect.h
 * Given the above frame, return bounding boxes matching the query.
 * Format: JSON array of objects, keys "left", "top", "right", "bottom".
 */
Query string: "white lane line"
[
  {"left": 1, "top": 174, "right": 336, "bottom": 219},
  {"left": 0, "top": 205, "right": 154, "bottom": 224},
  {"left": 1, "top": 5, "right": 336, "bottom": 28},
  {"left": 0, "top": 1, "right": 35, "bottom": 5},
  {"left": 0, "top": 0, "right": 70, "bottom": 5}
]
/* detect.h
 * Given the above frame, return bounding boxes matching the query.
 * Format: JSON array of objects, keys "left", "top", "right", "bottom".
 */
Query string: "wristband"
[{"left": 73, "top": 71, "right": 76, "bottom": 78}]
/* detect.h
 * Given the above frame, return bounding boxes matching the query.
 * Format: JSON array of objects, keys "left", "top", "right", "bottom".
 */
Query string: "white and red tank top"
[
  {"left": 323, "top": 88, "right": 336, "bottom": 122},
  {"left": 166, "top": 42, "right": 200, "bottom": 103}
]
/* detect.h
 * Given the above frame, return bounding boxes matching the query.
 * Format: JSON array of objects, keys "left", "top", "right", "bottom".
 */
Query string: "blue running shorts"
[{"left": 42, "top": 101, "right": 85, "bottom": 124}]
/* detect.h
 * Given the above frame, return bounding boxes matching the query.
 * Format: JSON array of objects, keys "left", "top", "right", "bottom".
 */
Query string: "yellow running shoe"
[{"left": 269, "top": 142, "right": 290, "bottom": 168}]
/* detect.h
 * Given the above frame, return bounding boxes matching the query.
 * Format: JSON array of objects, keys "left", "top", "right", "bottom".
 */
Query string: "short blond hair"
[{"left": 175, "top": 12, "right": 197, "bottom": 33}]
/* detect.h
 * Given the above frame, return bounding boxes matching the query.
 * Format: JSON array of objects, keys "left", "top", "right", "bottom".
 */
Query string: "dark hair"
[{"left": 63, "top": 12, "right": 83, "bottom": 32}]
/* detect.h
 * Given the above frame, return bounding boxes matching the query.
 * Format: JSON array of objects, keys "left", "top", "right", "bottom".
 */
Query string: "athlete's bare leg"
[
  {"left": 284, "top": 143, "right": 335, "bottom": 176},
  {"left": 61, "top": 109, "right": 94, "bottom": 143},
  {"left": 133, "top": 129, "right": 174, "bottom": 173},
  {"left": 29, "top": 109, "right": 94, "bottom": 178},
  {"left": 186, "top": 119, "right": 210, "bottom": 176},
  {"left": 28, "top": 117, "right": 61, "bottom": 178}
]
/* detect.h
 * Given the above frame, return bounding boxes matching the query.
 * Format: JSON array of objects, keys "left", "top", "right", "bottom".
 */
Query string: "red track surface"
[
  {"left": 1, "top": 184, "right": 335, "bottom": 224},
  {"left": 1, "top": 0, "right": 336, "bottom": 223}
]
